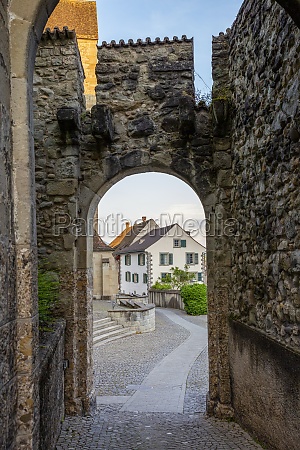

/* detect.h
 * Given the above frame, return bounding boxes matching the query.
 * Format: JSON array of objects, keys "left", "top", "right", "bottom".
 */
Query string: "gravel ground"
[
  {"left": 184, "top": 345, "right": 209, "bottom": 414},
  {"left": 94, "top": 307, "right": 190, "bottom": 396},
  {"left": 56, "top": 304, "right": 262, "bottom": 449}
]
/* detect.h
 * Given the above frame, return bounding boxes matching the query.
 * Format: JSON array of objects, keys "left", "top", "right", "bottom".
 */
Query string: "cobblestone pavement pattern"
[{"left": 57, "top": 303, "right": 262, "bottom": 449}]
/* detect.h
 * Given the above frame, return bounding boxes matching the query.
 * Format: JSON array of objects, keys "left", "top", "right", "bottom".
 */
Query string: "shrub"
[
  {"left": 151, "top": 280, "right": 172, "bottom": 290},
  {"left": 180, "top": 283, "right": 207, "bottom": 315},
  {"left": 38, "top": 270, "right": 59, "bottom": 328}
]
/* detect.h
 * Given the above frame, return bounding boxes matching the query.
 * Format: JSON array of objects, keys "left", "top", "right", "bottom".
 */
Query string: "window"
[
  {"left": 186, "top": 252, "right": 199, "bottom": 265},
  {"left": 125, "top": 271, "right": 131, "bottom": 282},
  {"left": 138, "top": 253, "right": 145, "bottom": 266},
  {"left": 159, "top": 253, "right": 173, "bottom": 265},
  {"left": 198, "top": 272, "right": 203, "bottom": 282},
  {"left": 173, "top": 239, "right": 187, "bottom": 248},
  {"left": 132, "top": 273, "right": 139, "bottom": 283},
  {"left": 190, "top": 272, "right": 197, "bottom": 282},
  {"left": 125, "top": 254, "right": 131, "bottom": 265},
  {"left": 143, "top": 273, "right": 148, "bottom": 284},
  {"left": 161, "top": 272, "right": 169, "bottom": 280}
]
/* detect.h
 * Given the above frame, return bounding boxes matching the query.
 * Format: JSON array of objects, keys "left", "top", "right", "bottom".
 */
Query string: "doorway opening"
[{"left": 89, "top": 172, "right": 209, "bottom": 415}]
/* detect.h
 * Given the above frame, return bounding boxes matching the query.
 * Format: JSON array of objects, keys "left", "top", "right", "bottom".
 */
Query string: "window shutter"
[
  {"left": 181, "top": 240, "right": 186, "bottom": 248},
  {"left": 195, "top": 253, "right": 199, "bottom": 264},
  {"left": 169, "top": 253, "right": 173, "bottom": 265}
]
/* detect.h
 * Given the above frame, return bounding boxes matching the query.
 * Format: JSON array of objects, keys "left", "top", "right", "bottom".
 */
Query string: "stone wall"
[
  {"left": 230, "top": 0, "right": 300, "bottom": 350},
  {"left": 108, "top": 305, "right": 155, "bottom": 333},
  {"left": 1, "top": 0, "right": 300, "bottom": 449},
  {"left": 0, "top": 1, "right": 17, "bottom": 449},
  {"left": 34, "top": 28, "right": 89, "bottom": 415},
  {"left": 33, "top": 31, "right": 235, "bottom": 421},
  {"left": 39, "top": 321, "right": 66, "bottom": 450},
  {"left": 224, "top": 0, "right": 300, "bottom": 446},
  {"left": 46, "top": 0, "right": 99, "bottom": 109}
]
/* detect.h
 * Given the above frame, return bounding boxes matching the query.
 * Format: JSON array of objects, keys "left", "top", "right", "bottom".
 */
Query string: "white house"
[{"left": 115, "top": 224, "right": 206, "bottom": 296}]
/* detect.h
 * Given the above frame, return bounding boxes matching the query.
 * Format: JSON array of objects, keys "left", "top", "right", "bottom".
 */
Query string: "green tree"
[
  {"left": 169, "top": 265, "right": 195, "bottom": 289},
  {"left": 152, "top": 265, "right": 195, "bottom": 290}
]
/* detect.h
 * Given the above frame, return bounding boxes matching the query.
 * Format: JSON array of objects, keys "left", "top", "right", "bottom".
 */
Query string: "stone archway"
[
  {"left": 32, "top": 23, "right": 234, "bottom": 421},
  {"left": 5, "top": 0, "right": 300, "bottom": 448}
]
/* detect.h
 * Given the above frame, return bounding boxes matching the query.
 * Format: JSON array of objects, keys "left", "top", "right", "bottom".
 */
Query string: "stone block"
[
  {"left": 217, "top": 169, "right": 232, "bottom": 188},
  {"left": 213, "top": 152, "right": 232, "bottom": 169},
  {"left": 128, "top": 115, "right": 154, "bottom": 137},
  {"left": 57, "top": 107, "right": 80, "bottom": 132},
  {"left": 47, "top": 179, "right": 78, "bottom": 196},
  {"left": 91, "top": 104, "right": 114, "bottom": 142},
  {"left": 179, "top": 96, "right": 196, "bottom": 135}
]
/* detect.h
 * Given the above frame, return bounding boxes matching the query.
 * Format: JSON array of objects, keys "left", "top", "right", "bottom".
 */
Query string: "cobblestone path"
[{"left": 56, "top": 305, "right": 262, "bottom": 449}]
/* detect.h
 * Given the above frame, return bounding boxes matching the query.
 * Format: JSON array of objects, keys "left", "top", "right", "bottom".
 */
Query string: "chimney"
[{"left": 142, "top": 216, "right": 147, "bottom": 222}]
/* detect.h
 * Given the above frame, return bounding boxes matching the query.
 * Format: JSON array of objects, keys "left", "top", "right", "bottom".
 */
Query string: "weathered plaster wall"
[
  {"left": 0, "top": 2, "right": 17, "bottom": 449},
  {"left": 93, "top": 251, "right": 118, "bottom": 299},
  {"left": 226, "top": 0, "right": 300, "bottom": 447}
]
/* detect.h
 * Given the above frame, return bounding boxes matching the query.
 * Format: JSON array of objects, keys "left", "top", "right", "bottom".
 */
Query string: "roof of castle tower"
[{"left": 46, "top": 0, "right": 98, "bottom": 40}]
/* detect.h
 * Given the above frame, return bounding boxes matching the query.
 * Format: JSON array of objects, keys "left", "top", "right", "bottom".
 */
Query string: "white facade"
[
  {"left": 120, "top": 252, "right": 149, "bottom": 296},
  {"left": 149, "top": 224, "right": 206, "bottom": 285},
  {"left": 119, "top": 224, "right": 206, "bottom": 295}
]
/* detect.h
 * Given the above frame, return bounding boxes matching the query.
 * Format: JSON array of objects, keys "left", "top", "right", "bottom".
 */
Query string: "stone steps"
[{"left": 93, "top": 317, "right": 136, "bottom": 347}]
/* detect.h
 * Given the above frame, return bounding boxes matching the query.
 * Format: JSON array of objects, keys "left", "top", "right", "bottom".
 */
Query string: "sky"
[
  {"left": 97, "top": 173, "right": 206, "bottom": 246},
  {"left": 96, "top": 0, "right": 243, "bottom": 93},
  {"left": 95, "top": 0, "right": 243, "bottom": 245}
]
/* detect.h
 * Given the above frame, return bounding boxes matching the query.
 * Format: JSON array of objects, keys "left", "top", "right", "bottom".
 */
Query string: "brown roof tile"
[
  {"left": 93, "top": 231, "right": 112, "bottom": 252},
  {"left": 46, "top": 0, "right": 98, "bottom": 40}
]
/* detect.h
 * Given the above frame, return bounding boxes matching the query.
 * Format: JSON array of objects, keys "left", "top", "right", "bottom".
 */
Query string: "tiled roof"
[
  {"left": 46, "top": 0, "right": 98, "bottom": 40},
  {"left": 114, "top": 225, "right": 175, "bottom": 255},
  {"left": 93, "top": 231, "right": 112, "bottom": 252},
  {"left": 110, "top": 221, "right": 150, "bottom": 250}
]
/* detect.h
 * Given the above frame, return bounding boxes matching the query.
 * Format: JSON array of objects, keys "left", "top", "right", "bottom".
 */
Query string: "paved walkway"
[
  {"left": 119, "top": 309, "right": 207, "bottom": 413},
  {"left": 56, "top": 306, "right": 262, "bottom": 449}
]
